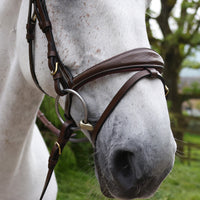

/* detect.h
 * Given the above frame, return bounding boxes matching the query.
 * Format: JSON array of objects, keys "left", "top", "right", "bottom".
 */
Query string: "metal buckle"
[
  {"left": 80, "top": 120, "right": 94, "bottom": 131},
  {"left": 165, "top": 85, "right": 169, "bottom": 96},
  {"left": 55, "top": 142, "right": 62, "bottom": 155},
  {"left": 32, "top": 14, "right": 37, "bottom": 22},
  {"left": 51, "top": 62, "right": 58, "bottom": 76}
]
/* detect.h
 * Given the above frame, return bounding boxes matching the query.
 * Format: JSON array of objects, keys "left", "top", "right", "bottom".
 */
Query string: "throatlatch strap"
[
  {"left": 27, "top": 0, "right": 73, "bottom": 96},
  {"left": 27, "top": 0, "right": 47, "bottom": 94}
]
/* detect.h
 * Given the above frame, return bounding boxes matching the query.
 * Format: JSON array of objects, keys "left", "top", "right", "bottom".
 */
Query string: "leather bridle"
[{"left": 26, "top": 0, "right": 169, "bottom": 199}]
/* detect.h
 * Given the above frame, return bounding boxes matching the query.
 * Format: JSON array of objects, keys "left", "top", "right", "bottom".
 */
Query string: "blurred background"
[{"left": 38, "top": 0, "right": 200, "bottom": 199}]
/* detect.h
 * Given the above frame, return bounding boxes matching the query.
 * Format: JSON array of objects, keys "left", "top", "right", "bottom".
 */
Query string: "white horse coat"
[{"left": 0, "top": 0, "right": 176, "bottom": 199}]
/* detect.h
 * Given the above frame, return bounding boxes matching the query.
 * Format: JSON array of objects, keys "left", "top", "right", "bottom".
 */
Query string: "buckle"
[
  {"left": 80, "top": 120, "right": 94, "bottom": 131},
  {"left": 55, "top": 142, "right": 62, "bottom": 155},
  {"left": 165, "top": 85, "right": 169, "bottom": 96}
]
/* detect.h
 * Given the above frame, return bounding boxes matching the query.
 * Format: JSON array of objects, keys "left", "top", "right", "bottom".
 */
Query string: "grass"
[
  {"left": 184, "top": 132, "right": 200, "bottom": 143},
  {"left": 182, "top": 132, "right": 200, "bottom": 164}
]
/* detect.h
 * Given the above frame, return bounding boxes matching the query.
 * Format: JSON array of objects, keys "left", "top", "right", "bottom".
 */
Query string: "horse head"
[{"left": 17, "top": 0, "right": 176, "bottom": 199}]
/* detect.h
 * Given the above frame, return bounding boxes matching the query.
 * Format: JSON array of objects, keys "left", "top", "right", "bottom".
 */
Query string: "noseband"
[{"left": 26, "top": 0, "right": 168, "bottom": 199}]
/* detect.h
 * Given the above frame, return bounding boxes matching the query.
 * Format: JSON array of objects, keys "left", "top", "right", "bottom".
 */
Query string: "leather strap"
[
  {"left": 27, "top": 0, "right": 73, "bottom": 96},
  {"left": 27, "top": 0, "right": 47, "bottom": 94},
  {"left": 91, "top": 69, "right": 165, "bottom": 143},
  {"left": 37, "top": 110, "right": 87, "bottom": 142},
  {"left": 37, "top": 110, "right": 60, "bottom": 137},
  {"left": 72, "top": 48, "right": 164, "bottom": 90},
  {"left": 39, "top": 119, "right": 74, "bottom": 200}
]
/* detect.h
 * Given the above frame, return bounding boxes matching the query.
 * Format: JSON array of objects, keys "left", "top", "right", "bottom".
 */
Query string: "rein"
[{"left": 26, "top": 0, "right": 169, "bottom": 199}]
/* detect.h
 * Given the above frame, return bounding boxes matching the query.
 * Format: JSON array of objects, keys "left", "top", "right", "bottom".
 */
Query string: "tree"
[{"left": 146, "top": 0, "right": 200, "bottom": 152}]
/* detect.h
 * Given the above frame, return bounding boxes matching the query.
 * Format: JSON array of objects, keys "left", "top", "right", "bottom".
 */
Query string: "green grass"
[
  {"left": 184, "top": 132, "right": 200, "bottom": 143},
  {"left": 182, "top": 132, "right": 200, "bottom": 164}
]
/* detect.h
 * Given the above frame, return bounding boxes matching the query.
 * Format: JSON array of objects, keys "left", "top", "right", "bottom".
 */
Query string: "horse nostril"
[
  {"left": 113, "top": 151, "right": 134, "bottom": 178},
  {"left": 110, "top": 150, "right": 155, "bottom": 198},
  {"left": 111, "top": 150, "right": 138, "bottom": 190}
]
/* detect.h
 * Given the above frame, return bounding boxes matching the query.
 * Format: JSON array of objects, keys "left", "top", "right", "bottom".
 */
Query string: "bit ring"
[{"left": 55, "top": 89, "right": 89, "bottom": 124}]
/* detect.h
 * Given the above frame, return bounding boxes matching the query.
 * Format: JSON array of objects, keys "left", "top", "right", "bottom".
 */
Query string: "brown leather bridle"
[{"left": 26, "top": 0, "right": 169, "bottom": 199}]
